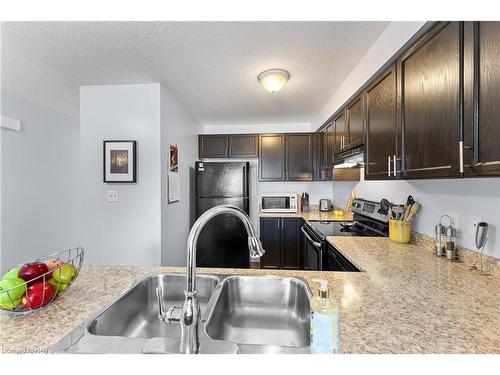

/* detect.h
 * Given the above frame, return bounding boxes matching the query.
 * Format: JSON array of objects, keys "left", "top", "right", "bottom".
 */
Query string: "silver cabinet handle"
[
  {"left": 388, "top": 156, "right": 392, "bottom": 177},
  {"left": 459, "top": 141, "right": 464, "bottom": 174},
  {"left": 301, "top": 226, "right": 322, "bottom": 248},
  {"left": 393, "top": 154, "right": 397, "bottom": 176}
]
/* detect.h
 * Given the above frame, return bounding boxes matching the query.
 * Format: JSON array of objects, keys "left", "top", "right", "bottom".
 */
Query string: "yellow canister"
[{"left": 389, "top": 219, "right": 411, "bottom": 244}]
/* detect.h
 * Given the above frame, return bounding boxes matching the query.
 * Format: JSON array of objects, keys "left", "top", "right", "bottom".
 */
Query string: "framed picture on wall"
[
  {"left": 169, "top": 144, "right": 179, "bottom": 172},
  {"left": 103, "top": 140, "right": 137, "bottom": 183}
]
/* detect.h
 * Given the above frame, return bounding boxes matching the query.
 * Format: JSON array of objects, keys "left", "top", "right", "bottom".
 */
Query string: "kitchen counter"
[
  {"left": 259, "top": 207, "right": 353, "bottom": 222},
  {"left": 1, "top": 237, "right": 499, "bottom": 353}
]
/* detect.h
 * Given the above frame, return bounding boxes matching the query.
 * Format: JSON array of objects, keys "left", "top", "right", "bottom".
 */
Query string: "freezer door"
[
  {"left": 195, "top": 197, "right": 250, "bottom": 268},
  {"left": 195, "top": 161, "right": 248, "bottom": 198}
]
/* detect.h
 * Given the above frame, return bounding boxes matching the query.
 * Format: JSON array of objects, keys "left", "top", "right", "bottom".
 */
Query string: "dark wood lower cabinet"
[{"left": 259, "top": 217, "right": 302, "bottom": 270}]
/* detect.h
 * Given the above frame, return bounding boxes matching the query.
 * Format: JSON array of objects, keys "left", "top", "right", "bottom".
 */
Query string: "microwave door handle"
[{"left": 301, "top": 226, "right": 322, "bottom": 248}]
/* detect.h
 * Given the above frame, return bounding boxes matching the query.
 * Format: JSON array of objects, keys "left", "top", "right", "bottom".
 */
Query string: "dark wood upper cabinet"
[
  {"left": 314, "top": 132, "right": 332, "bottom": 181},
  {"left": 285, "top": 133, "right": 313, "bottom": 181},
  {"left": 259, "top": 218, "right": 281, "bottom": 269},
  {"left": 365, "top": 64, "right": 397, "bottom": 180},
  {"left": 464, "top": 22, "right": 500, "bottom": 176},
  {"left": 346, "top": 96, "right": 364, "bottom": 149},
  {"left": 229, "top": 134, "right": 258, "bottom": 158},
  {"left": 325, "top": 121, "right": 334, "bottom": 167},
  {"left": 333, "top": 111, "right": 346, "bottom": 154},
  {"left": 259, "top": 134, "right": 285, "bottom": 181},
  {"left": 198, "top": 135, "right": 228, "bottom": 158},
  {"left": 397, "top": 21, "right": 461, "bottom": 179}
]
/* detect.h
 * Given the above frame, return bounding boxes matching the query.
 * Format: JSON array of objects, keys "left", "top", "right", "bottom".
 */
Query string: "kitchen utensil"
[
  {"left": 0, "top": 247, "right": 84, "bottom": 314},
  {"left": 379, "top": 199, "right": 391, "bottom": 215},
  {"left": 474, "top": 222, "right": 490, "bottom": 276},
  {"left": 405, "top": 202, "right": 420, "bottom": 221}
]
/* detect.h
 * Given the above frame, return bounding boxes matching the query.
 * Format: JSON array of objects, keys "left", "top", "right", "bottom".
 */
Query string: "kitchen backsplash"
[{"left": 332, "top": 175, "right": 500, "bottom": 259}]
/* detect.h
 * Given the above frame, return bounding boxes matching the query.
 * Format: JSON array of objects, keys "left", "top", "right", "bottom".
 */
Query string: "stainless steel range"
[{"left": 301, "top": 198, "right": 389, "bottom": 271}]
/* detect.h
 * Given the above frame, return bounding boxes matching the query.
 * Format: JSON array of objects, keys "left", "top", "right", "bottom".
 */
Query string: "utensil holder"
[{"left": 389, "top": 219, "right": 411, "bottom": 244}]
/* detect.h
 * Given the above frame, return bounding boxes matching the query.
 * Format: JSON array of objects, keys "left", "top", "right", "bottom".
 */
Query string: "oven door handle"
[{"left": 301, "top": 226, "right": 322, "bottom": 248}]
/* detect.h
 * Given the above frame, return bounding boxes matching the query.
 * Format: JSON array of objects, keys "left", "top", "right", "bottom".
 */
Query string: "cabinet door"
[
  {"left": 325, "top": 122, "right": 334, "bottom": 167},
  {"left": 259, "top": 218, "right": 281, "bottom": 269},
  {"left": 333, "top": 111, "right": 346, "bottom": 155},
  {"left": 314, "top": 132, "right": 332, "bottom": 181},
  {"left": 281, "top": 218, "right": 302, "bottom": 270},
  {"left": 365, "top": 65, "right": 397, "bottom": 180},
  {"left": 346, "top": 96, "right": 364, "bottom": 149},
  {"left": 198, "top": 135, "right": 228, "bottom": 158},
  {"left": 464, "top": 22, "right": 500, "bottom": 176},
  {"left": 285, "top": 133, "right": 313, "bottom": 181},
  {"left": 259, "top": 134, "right": 285, "bottom": 181},
  {"left": 397, "top": 21, "right": 461, "bottom": 179},
  {"left": 229, "top": 134, "right": 258, "bottom": 158}
]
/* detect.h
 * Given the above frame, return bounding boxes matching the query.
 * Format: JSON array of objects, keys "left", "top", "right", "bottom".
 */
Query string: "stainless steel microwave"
[{"left": 260, "top": 193, "right": 298, "bottom": 213}]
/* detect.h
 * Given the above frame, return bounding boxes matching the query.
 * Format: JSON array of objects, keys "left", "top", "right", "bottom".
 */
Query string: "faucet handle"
[
  {"left": 156, "top": 286, "right": 166, "bottom": 322},
  {"left": 156, "top": 286, "right": 182, "bottom": 324}
]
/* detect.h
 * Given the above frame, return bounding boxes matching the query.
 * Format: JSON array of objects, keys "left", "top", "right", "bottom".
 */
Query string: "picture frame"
[
  {"left": 103, "top": 140, "right": 137, "bottom": 183},
  {"left": 169, "top": 144, "right": 179, "bottom": 172}
]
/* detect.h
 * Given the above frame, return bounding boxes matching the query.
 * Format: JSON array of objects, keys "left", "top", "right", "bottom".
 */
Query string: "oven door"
[{"left": 301, "top": 225, "right": 323, "bottom": 271}]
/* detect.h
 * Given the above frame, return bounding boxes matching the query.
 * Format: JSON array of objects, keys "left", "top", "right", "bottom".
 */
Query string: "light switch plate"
[{"left": 107, "top": 190, "right": 119, "bottom": 202}]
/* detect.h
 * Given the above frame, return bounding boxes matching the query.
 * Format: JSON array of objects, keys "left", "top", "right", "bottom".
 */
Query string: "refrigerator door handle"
[{"left": 242, "top": 164, "right": 247, "bottom": 197}]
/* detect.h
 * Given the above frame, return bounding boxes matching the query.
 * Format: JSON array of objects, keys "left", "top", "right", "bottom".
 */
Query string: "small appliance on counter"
[
  {"left": 301, "top": 193, "right": 309, "bottom": 212},
  {"left": 319, "top": 199, "right": 332, "bottom": 212},
  {"left": 260, "top": 193, "right": 298, "bottom": 213}
]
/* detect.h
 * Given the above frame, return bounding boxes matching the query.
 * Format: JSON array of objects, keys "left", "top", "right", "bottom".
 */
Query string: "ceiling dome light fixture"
[{"left": 258, "top": 69, "right": 290, "bottom": 93}]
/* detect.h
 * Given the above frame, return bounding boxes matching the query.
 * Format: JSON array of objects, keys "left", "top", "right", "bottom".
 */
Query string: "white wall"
[
  {"left": 331, "top": 178, "right": 500, "bottom": 258},
  {"left": 203, "top": 123, "right": 312, "bottom": 134},
  {"left": 1, "top": 95, "right": 81, "bottom": 273},
  {"left": 80, "top": 84, "right": 162, "bottom": 266},
  {"left": 161, "top": 86, "right": 202, "bottom": 266},
  {"left": 314, "top": 21, "right": 426, "bottom": 129}
]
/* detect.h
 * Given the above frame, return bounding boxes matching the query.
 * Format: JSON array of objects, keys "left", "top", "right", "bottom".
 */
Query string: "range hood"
[{"left": 333, "top": 147, "right": 364, "bottom": 169}]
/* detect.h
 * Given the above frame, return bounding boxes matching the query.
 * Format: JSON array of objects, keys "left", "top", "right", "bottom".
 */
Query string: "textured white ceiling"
[{"left": 1, "top": 21, "right": 389, "bottom": 124}]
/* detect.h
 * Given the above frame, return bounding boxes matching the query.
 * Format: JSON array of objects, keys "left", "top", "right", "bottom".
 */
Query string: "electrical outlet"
[
  {"left": 107, "top": 190, "right": 119, "bottom": 202},
  {"left": 469, "top": 216, "right": 483, "bottom": 236}
]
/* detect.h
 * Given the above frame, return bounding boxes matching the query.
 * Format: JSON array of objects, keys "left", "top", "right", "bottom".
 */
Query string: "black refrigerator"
[{"left": 194, "top": 161, "right": 250, "bottom": 268}]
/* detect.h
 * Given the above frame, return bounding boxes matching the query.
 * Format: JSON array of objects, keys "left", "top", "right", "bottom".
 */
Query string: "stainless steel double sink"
[{"left": 50, "top": 273, "right": 312, "bottom": 354}]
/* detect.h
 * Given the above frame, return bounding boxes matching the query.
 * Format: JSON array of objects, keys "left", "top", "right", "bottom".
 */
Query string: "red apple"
[
  {"left": 21, "top": 282, "right": 54, "bottom": 309},
  {"left": 45, "top": 259, "right": 65, "bottom": 271},
  {"left": 18, "top": 262, "right": 50, "bottom": 284}
]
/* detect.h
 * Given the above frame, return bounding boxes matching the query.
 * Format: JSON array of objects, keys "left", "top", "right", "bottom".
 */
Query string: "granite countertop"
[
  {"left": 259, "top": 207, "right": 353, "bottom": 222},
  {"left": 1, "top": 237, "right": 499, "bottom": 353}
]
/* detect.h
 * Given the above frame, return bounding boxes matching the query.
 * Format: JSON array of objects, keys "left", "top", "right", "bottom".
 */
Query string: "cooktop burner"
[{"left": 307, "top": 220, "right": 383, "bottom": 238}]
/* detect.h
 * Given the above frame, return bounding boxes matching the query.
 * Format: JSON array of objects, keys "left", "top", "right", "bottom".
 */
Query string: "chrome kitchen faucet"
[{"left": 156, "top": 205, "right": 265, "bottom": 354}]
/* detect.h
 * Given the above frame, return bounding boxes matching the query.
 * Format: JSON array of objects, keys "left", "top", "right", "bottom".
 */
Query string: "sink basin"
[
  {"left": 204, "top": 276, "right": 311, "bottom": 347},
  {"left": 87, "top": 273, "right": 220, "bottom": 338}
]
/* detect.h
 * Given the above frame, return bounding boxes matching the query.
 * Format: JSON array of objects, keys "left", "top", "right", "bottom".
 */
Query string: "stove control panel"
[{"left": 351, "top": 199, "right": 388, "bottom": 223}]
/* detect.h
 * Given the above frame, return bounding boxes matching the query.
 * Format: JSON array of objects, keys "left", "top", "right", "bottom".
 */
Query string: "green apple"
[
  {"left": 0, "top": 297, "right": 22, "bottom": 309},
  {"left": 0, "top": 277, "right": 26, "bottom": 307},
  {"left": 2, "top": 265, "right": 21, "bottom": 281},
  {"left": 52, "top": 264, "right": 77, "bottom": 284},
  {"left": 48, "top": 278, "right": 69, "bottom": 294}
]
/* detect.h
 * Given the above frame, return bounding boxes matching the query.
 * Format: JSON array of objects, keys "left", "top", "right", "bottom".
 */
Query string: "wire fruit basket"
[{"left": 0, "top": 247, "right": 84, "bottom": 314}]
